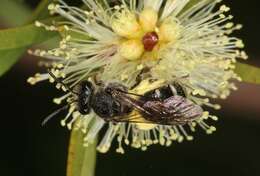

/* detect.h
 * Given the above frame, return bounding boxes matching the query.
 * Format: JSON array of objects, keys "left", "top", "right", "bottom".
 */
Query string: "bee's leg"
[
  {"left": 154, "top": 89, "right": 161, "bottom": 99},
  {"left": 48, "top": 70, "right": 79, "bottom": 95},
  {"left": 169, "top": 84, "right": 178, "bottom": 95}
]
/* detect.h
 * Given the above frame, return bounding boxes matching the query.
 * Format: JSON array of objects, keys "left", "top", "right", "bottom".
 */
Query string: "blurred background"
[{"left": 0, "top": 0, "right": 260, "bottom": 176}]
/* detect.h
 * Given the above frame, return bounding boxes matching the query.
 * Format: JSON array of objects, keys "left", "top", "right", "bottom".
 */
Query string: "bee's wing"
[
  {"left": 110, "top": 89, "right": 154, "bottom": 116},
  {"left": 105, "top": 89, "right": 161, "bottom": 123},
  {"left": 120, "top": 95, "right": 202, "bottom": 125},
  {"left": 160, "top": 95, "right": 203, "bottom": 121},
  {"left": 110, "top": 90, "right": 203, "bottom": 125}
]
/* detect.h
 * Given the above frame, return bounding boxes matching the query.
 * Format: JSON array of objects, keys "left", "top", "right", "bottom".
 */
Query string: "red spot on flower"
[{"left": 142, "top": 32, "right": 159, "bottom": 51}]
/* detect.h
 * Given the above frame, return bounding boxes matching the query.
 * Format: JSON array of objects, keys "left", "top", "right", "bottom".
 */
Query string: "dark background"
[{"left": 1, "top": 0, "right": 260, "bottom": 176}]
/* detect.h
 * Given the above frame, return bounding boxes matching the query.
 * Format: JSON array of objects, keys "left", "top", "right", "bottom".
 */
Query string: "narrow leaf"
[
  {"left": 27, "top": 0, "right": 53, "bottom": 22},
  {"left": 0, "top": 0, "right": 31, "bottom": 26},
  {"left": 67, "top": 129, "right": 97, "bottom": 176},
  {"left": 59, "top": 26, "right": 91, "bottom": 41},
  {"left": 235, "top": 62, "right": 260, "bottom": 84},
  {"left": 0, "top": 23, "right": 58, "bottom": 51},
  {"left": 0, "top": 0, "right": 57, "bottom": 76}
]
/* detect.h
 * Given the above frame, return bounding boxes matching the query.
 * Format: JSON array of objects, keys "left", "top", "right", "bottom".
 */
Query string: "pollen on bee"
[{"left": 136, "top": 122, "right": 157, "bottom": 130}]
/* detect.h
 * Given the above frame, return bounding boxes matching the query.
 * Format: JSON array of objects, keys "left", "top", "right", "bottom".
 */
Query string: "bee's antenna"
[
  {"left": 48, "top": 70, "right": 79, "bottom": 95},
  {"left": 41, "top": 105, "right": 69, "bottom": 126}
]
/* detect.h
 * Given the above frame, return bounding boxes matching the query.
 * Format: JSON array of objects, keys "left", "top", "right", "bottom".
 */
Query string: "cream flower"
[{"left": 28, "top": 0, "right": 247, "bottom": 153}]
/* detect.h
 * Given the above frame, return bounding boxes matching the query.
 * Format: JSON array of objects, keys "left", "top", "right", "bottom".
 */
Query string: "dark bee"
[{"left": 43, "top": 71, "right": 202, "bottom": 126}]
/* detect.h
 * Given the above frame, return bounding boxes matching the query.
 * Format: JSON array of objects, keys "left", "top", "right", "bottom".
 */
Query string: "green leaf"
[
  {"left": 0, "top": 0, "right": 57, "bottom": 76},
  {"left": 0, "top": 20, "right": 59, "bottom": 76},
  {"left": 235, "top": 62, "right": 260, "bottom": 84},
  {"left": 59, "top": 26, "right": 91, "bottom": 41},
  {"left": 67, "top": 129, "right": 97, "bottom": 176},
  {"left": 27, "top": 0, "right": 53, "bottom": 22},
  {"left": 0, "top": 23, "right": 58, "bottom": 51},
  {"left": 0, "top": 0, "right": 31, "bottom": 26},
  {"left": 0, "top": 48, "right": 26, "bottom": 76}
]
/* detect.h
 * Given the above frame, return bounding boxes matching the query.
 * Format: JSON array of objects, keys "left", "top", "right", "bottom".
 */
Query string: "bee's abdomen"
[{"left": 143, "top": 86, "right": 173, "bottom": 101}]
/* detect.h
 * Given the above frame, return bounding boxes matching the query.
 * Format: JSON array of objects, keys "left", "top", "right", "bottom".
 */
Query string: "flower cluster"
[{"left": 28, "top": 0, "right": 247, "bottom": 153}]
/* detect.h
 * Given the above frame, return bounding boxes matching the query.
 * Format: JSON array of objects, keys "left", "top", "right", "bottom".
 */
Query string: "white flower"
[{"left": 28, "top": 0, "right": 247, "bottom": 153}]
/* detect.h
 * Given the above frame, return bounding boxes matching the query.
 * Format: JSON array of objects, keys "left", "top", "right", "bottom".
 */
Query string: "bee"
[{"left": 43, "top": 71, "right": 203, "bottom": 126}]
